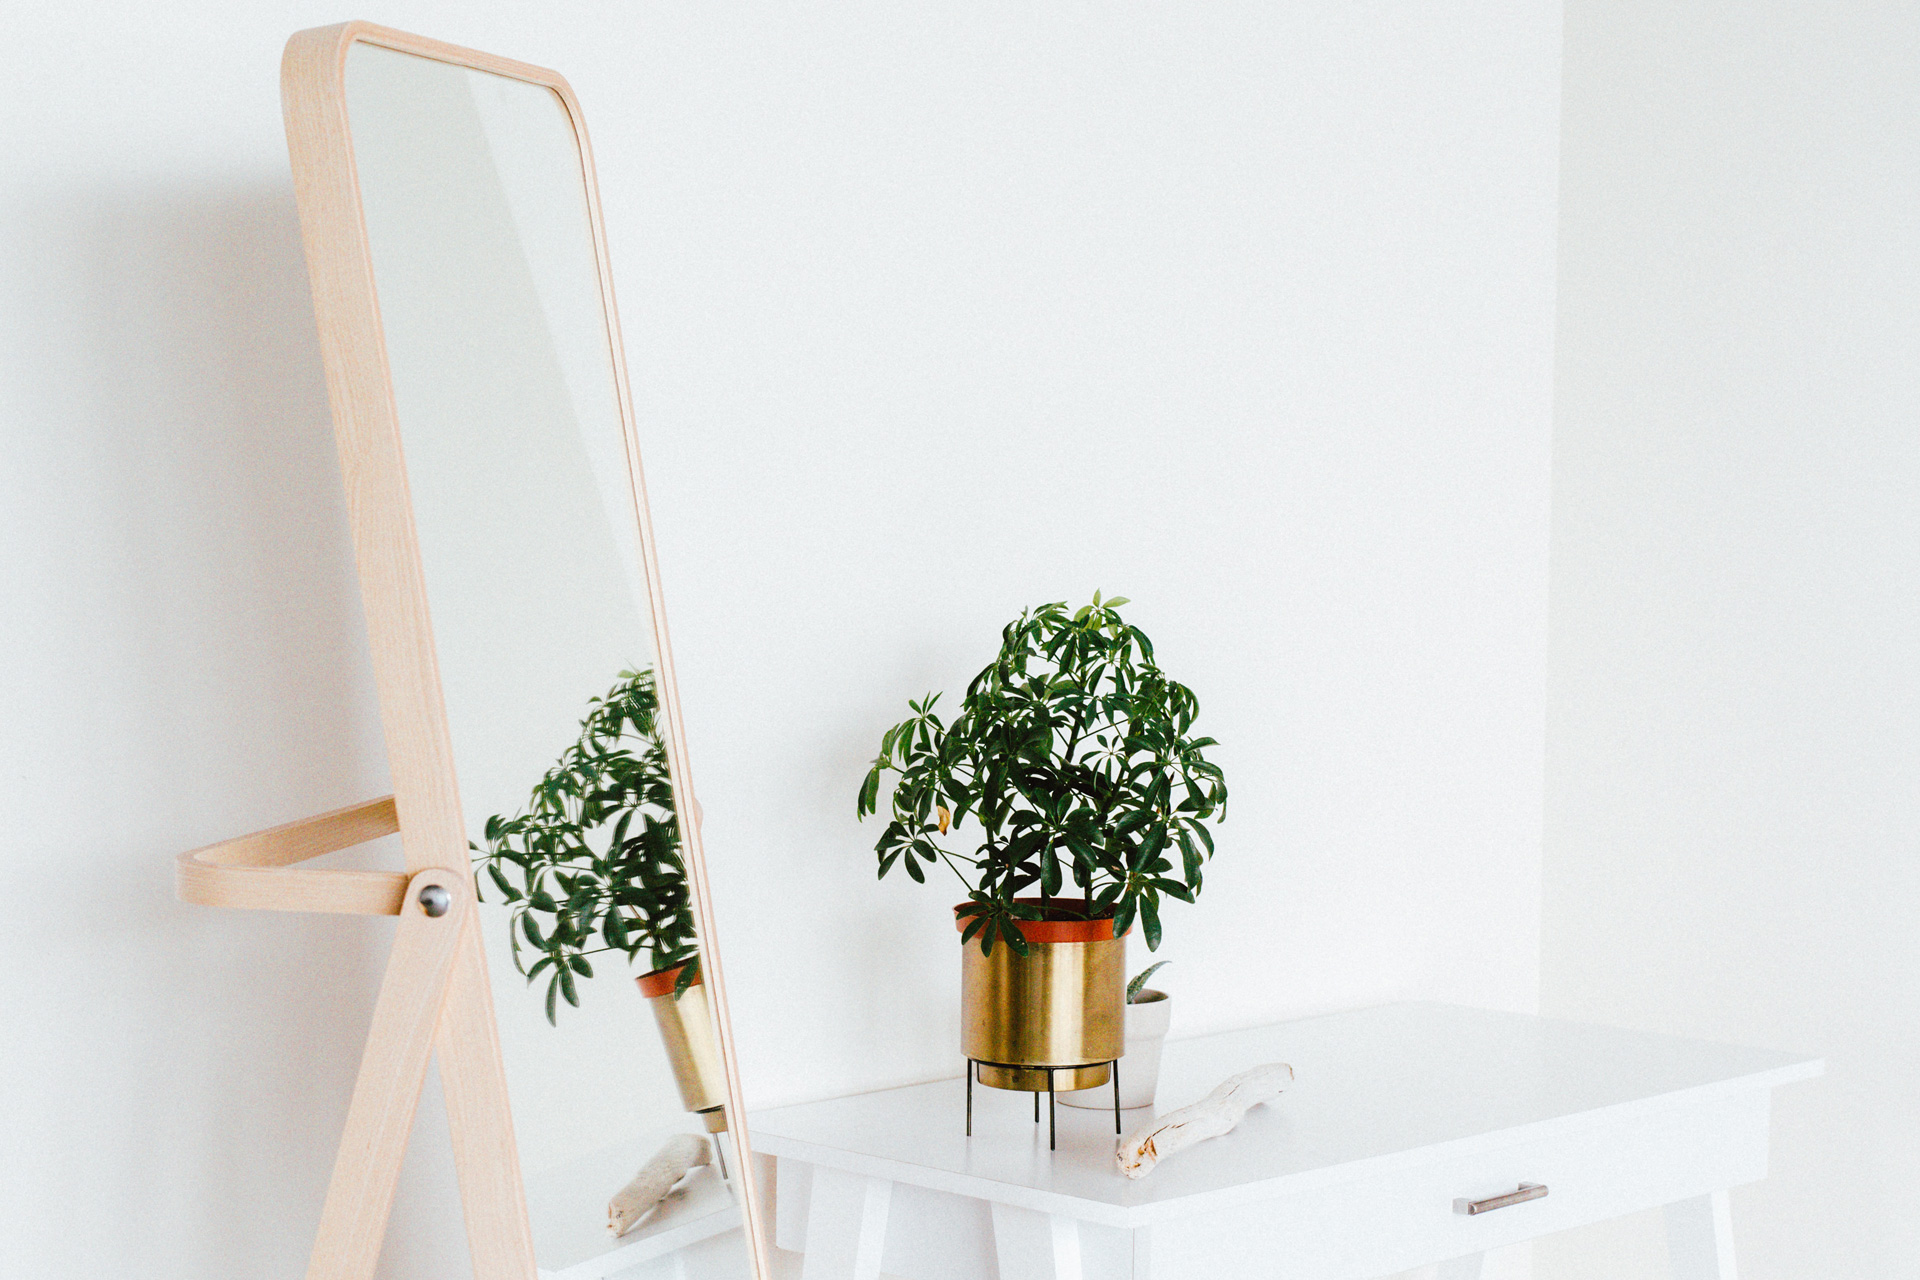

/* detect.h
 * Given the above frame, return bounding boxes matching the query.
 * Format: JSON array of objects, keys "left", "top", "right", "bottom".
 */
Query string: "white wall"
[
  {"left": 663, "top": 3, "right": 1563, "bottom": 1106},
  {"left": 0, "top": 4, "right": 1561, "bottom": 1278},
  {"left": 1540, "top": 2, "right": 1919, "bottom": 1277}
]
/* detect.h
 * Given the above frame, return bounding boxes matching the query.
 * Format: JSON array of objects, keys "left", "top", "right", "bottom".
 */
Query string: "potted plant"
[
  {"left": 1062, "top": 962, "right": 1172, "bottom": 1111},
  {"left": 472, "top": 666, "right": 727, "bottom": 1131},
  {"left": 858, "top": 594, "right": 1226, "bottom": 1098}
]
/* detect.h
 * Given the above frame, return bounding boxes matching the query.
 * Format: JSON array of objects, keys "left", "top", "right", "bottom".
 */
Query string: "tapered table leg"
[
  {"left": 800, "top": 1166, "right": 892, "bottom": 1280},
  {"left": 1666, "top": 1191, "right": 1739, "bottom": 1280},
  {"left": 992, "top": 1201, "right": 1084, "bottom": 1280}
]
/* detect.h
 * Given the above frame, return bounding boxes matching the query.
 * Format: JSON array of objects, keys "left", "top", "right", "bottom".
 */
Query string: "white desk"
[
  {"left": 749, "top": 1003, "right": 1820, "bottom": 1280},
  {"left": 524, "top": 1128, "right": 741, "bottom": 1280}
]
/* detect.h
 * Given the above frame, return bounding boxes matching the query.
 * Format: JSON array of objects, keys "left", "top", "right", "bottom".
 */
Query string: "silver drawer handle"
[{"left": 1454, "top": 1183, "right": 1548, "bottom": 1215}]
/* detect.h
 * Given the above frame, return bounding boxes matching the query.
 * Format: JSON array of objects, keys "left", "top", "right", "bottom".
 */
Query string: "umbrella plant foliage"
[
  {"left": 472, "top": 667, "right": 698, "bottom": 1024},
  {"left": 858, "top": 595, "right": 1227, "bottom": 957}
]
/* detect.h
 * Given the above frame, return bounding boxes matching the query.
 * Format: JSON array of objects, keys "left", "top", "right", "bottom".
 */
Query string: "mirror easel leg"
[
  {"left": 433, "top": 916, "right": 536, "bottom": 1280},
  {"left": 306, "top": 869, "right": 470, "bottom": 1280}
]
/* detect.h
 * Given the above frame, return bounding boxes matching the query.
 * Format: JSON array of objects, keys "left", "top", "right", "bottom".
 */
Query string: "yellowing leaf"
[{"left": 937, "top": 806, "right": 952, "bottom": 833}]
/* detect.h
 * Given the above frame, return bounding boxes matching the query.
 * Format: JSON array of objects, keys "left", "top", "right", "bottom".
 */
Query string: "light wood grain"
[
  {"left": 275, "top": 19, "right": 769, "bottom": 1280},
  {"left": 176, "top": 795, "right": 407, "bottom": 915},
  {"left": 308, "top": 867, "right": 471, "bottom": 1279},
  {"left": 281, "top": 21, "right": 543, "bottom": 1280},
  {"left": 435, "top": 908, "right": 537, "bottom": 1277},
  {"left": 281, "top": 23, "right": 472, "bottom": 884},
  {"left": 570, "top": 51, "right": 774, "bottom": 1280}
]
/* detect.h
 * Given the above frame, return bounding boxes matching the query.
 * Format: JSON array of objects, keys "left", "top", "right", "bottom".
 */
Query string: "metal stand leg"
[
  {"left": 966, "top": 1060, "right": 974, "bottom": 1137},
  {"left": 711, "top": 1131, "right": 729, "bottom": 1181},
  {"left": 964, "top": 1059, "right": 1116, "bottom": 1150}
]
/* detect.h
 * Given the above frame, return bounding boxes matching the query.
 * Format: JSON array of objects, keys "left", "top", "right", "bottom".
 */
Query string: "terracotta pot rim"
[
  {"left": 635, "top": 961, "right": 703, "bottom": 998},
  {"left": 952, "top": 898, "right": 1131, "bottom": 943}
]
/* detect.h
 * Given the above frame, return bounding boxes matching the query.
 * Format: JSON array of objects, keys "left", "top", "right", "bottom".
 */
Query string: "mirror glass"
[{"left": 344, "top": 43, "right": 751, "bottom": 1280}]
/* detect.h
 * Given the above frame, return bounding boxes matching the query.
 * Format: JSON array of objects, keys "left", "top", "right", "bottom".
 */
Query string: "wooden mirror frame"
[{"left": 176, "top": 22, "right": 769, "bottom": 1280}]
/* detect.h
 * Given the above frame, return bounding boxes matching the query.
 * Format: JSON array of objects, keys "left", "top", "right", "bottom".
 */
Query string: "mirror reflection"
[{"left": 343, "top": 42, "right": 749, "bottom": 1280}]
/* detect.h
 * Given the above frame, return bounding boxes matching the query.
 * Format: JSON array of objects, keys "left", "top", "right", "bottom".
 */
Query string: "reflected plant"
[
  {"left": 857, "top": 594, "right": 1227, "bottom": 957},
  {"left": 472, "top": 667, "right": 698, "bottom": 1024}
]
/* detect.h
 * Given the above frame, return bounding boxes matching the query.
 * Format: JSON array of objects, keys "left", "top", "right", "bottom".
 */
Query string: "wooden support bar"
[{"left": 176, "top": 795, "right": 411, "bottom": 916}]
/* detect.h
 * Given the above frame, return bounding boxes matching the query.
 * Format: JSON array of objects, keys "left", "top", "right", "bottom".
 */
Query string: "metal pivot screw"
[{"left": 418, "top": 884, "right": 452, "bottom": 917}]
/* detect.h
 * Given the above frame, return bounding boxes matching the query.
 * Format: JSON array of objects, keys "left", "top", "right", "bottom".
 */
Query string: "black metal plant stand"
[{"left": 965, "top": 1058, "right": 1122, "bottom": 1150}]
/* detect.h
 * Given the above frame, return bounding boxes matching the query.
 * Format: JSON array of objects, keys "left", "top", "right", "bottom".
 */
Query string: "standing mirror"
[{"left": 275, "top": 22, "right": 766, "bottom": 1280}]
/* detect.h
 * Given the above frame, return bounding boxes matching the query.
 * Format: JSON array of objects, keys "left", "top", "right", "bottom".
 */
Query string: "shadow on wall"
[{"left": 3, "top": 181, "right": 463, "bottom": 1277}]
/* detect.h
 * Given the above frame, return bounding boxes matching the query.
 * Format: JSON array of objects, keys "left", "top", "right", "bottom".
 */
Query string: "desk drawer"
[{"left": 1149, "top": 1087, "right": 1770, "bottom": 1280}]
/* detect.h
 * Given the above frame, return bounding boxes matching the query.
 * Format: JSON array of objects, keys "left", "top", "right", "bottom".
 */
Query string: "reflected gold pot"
[
  {"left": 957, "top": 899, "right": 1127, "bottom": 1092},
  {"left": 637, "top": 963, "right": 728, "bottom": 1133}
]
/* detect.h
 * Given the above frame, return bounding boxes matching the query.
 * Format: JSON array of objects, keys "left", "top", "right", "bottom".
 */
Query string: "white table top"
[
  {"left": 748, "top": 1002, "right": 1821, "bottom": 1228},
  {"left": 526, "top": 1126, "right": 740, "bottom": 1279}
]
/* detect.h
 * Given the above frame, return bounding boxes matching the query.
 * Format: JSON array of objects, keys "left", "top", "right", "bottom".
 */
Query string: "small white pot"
[{"left": 1060, "top": 991, "right": 1171, "bottom": 1111}]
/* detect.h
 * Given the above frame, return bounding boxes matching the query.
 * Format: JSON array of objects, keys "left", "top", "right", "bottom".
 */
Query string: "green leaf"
[
  {"left": 847, "top": 596, "right": 1222, "bottom": 958},
  {"left": 1127, "top": 960, "right": 1169, "bottom": 1002},
  {"left": 1177, "top": 830, "right": 1202, "bottom": 887},
  {"left": 1039, "top": 848, "right": 1063, "bottom": 896},
  {"left": 1140, "top": 892, "right": 1162, "bottom": 951},
  {"left": 471, "top": 666, "right": 701, "bottom": 1024},
  {"left": 486, "top": 864, "right": 522, "bottom": 902},
  {"left": 604, "top": 910, "right": 631, "bottom": 950}
]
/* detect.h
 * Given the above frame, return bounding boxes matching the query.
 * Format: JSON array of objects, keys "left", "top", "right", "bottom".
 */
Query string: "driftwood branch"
[
  {"left": 608, "top": 1133, "right": 712, "bottom": 1237},
  {"left": 1116, "top": 1062, "right": 1294, "bottom": 1179}
]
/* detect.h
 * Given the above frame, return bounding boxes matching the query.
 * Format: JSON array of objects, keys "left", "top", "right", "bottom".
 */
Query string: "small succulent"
[{"left": 1127, "top": 961, "right": 1170, "bottom": 1004}]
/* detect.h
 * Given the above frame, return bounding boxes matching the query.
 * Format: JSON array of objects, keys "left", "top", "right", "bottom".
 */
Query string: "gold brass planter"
[
  {"left": 957, "top": 899, "right": 1127, "bottom": 1089},
  {"left": 975, "top": 1061, "right": 1112, "bottom": 1090},
  {"left": 637, "top": 963, "right": 728, "bottom": 1134}
]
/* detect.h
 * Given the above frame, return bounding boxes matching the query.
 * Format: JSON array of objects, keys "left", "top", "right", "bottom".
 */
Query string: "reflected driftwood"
[{"left": 607, "top": 1133, "right": 712, "bottom": 1237}]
